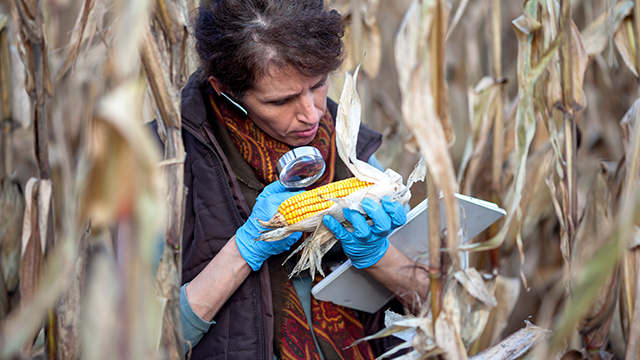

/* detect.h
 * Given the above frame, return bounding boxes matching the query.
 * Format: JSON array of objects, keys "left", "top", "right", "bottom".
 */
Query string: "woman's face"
[{"left": 239, "top": 67, "right": 330, "bottom": 147}]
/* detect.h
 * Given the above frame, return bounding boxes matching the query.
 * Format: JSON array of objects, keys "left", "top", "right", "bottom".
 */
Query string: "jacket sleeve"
[{"left": 180, "top": 283, "right": 216, "bottom": 354}]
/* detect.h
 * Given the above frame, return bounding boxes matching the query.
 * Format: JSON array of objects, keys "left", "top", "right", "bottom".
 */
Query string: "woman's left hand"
[{"left": 322, "top": 196, "right": 407, "bottom": 269}]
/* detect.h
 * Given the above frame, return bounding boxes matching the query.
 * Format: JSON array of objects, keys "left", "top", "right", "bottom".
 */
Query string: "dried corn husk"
[
  {"left": 258, "top": 65, "right": 422, "bottom": 278},
  {"left": 350, "top": 268, "right": 499, "bottom": 359}
]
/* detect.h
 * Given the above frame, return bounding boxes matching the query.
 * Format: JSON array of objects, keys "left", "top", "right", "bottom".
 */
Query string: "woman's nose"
[{"left": 297, "top": 92, "right": 320, "bottom": 125}]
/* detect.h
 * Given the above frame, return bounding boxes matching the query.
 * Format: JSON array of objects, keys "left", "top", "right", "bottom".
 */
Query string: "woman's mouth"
[{"left": 294, "top": 123, "right": 319, "bottom": 138}]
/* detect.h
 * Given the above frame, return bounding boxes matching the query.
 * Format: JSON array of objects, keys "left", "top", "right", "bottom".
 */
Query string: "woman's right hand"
[{"left": 235, "top": 181, "right": 302, "bottom": 271}]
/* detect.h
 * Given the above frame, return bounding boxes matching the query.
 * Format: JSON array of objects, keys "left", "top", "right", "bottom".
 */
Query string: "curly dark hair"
[{"left": 193, "top": 0, "right": 346, "bottom": 100}]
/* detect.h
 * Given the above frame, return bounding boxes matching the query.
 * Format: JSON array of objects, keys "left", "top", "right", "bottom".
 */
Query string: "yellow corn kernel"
[{"left": 278, "top": 178, "right": 373, "bottom": 224}]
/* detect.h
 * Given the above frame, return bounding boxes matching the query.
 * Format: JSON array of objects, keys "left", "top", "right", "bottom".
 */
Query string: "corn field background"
[{"left": 1, "top": 0, "right": 640, "bottom": 359}]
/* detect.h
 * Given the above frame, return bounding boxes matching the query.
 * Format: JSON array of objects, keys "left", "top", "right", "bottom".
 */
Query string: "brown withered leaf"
[
  {"left": 475, "top": 276, "right": 521, "bottom": 349},
  {"left": 396, "top": 0, "right": 460, "bottom": 267},
  {"left": 558, "top": 21, "right": 588, "bottom": 115},
  {"left": 443, "top": 271, "right": 495, "bottom": 350},
  {"left": 80, "top": 83, "right": 163, "bottom": 226},
  {"left": 581, "top": 1, "right": 633, "bottom": 57},
  {"left": 620, "top": 99, "right": 640, "bottom": 187},
  {"left": 0, "top": 177, "right": 24, "bottom": 292},
  {"left": 462, "top": 1, "right": 563, "bottom": 252},
  {"left": 435, "top": 311, "right": 469, "bottom": 360},
  {"left": 17, "top": 177, "right": 52, "bottom": 355},
  {"left": 459, "top": 77, "right": 501, "bottom": 194},
  {"left": 19, "top": 178, "right": 47, "bottom": 304},
  {"left": 336, "top": 0, "right": 382, "bottom": 78},
  {"left": 469, "top": 321, "right": 553, "bottom": 360},
  {"left": 571, "top": 164, "right": 617, "bottom": 350},
  {"left": 0, "top": 16, "right": 11, "bottom": 123},
  {"left": 109, "top": 0, "right": 153, "bottom": 81},
  {"left": 453, "top": 268, "right": 498, "bottom": 307},
  {"left": 614, "top": 16, "right": 638, "bottom": 77},
  {"left": 56, "top": 0, "right": 96, "bottom": 81}
]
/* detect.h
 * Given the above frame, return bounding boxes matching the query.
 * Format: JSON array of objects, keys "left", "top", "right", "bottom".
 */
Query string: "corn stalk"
[
  {"left": 139, "top": 0, "right": 188, "bottom": 357},
  {"left": 9, "top": 0, "right": 58, "bottom": 357}
]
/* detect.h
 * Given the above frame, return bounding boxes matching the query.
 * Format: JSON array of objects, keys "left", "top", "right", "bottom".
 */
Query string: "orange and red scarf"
[{"left": 209, "top": 93, "right": 375, "bottom": 360}]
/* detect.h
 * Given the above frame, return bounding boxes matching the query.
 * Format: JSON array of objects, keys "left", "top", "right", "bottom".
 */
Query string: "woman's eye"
[
  {"left": 311, "top": 81, "right": 326, "bottom": 90},
  {"left": 271, "top": 99, "right": 288, "bottom": 106}
]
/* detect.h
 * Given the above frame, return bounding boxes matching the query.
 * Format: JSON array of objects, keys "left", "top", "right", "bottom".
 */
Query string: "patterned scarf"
[{"left": 209, "top": 93, "right": 375, "bottom": 360}]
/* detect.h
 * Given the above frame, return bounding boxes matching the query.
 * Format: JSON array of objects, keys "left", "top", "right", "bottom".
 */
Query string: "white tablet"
[{"left": 311, "top": 194, "right": 506, "bottom": 313}]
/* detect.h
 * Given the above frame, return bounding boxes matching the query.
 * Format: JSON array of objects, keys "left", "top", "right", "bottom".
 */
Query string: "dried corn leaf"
[
  {"left": 469, "top": 321, "right": 552, "bottom": 360},
  {"left": 442, "top": 272, "right": 495, "bottom": 350},
  {"left": 80, "top": 83, "right": 163, "bottom": 226},
  {"left": 459, "top": 77, "right": 501, "bottom": 194},
  {"left": 20, "top": 178, "right": 50, "bottom": 303},
  {"left": 461, "top": 2, "right": 563, "bottom": 252},
  {"left": 10, "top": 0, "right": 54, "bottom": 99},
  {"left": 581, "top": 1, "right": 633, "bottom": 56},
  {"left": 475, "top": 276, "right": 521, "bottom": 349},
  {"left": 614, "top": 16, "right": 638, "bottom": 77},
  {"left": 56, "top": 0, "right": 96, "bottom": 81},
  {"left": 620, "top": 99, "right": 640, "bottom": 187},
  {"left": 553, "top": 229, "right": 621, "bottom": 348},
  {"left": 0, "top": 17, "right": 11, "bottom": 123},
  {"left": 435, "top": 311, "right": 468, "bottom": 360},
  {"left": 395, "top": 0, "right": 460, "bottom": 267},
  {"left": 557, "top": 20, "right": 588, "bottom": 115},
  {"left": 140, "top": 27, "right": 181, "bottom": 130},
  {"left": 110, "top": 0, "right": 152, "bottom": 81},
  {"left": 0, "top": 178, "right": 24, "bottom": 292},
  {"left": 571, "top": 165, "right": 617, "bottom": 350},
  {"left": 453, "top": 268, "right": 497, "bottom": 307},
  {"left": 149, "top": 0, "right": 189, "bottom": 87},
  {"left": 337, "top": 0, "right": 382, "bottom": 78}
]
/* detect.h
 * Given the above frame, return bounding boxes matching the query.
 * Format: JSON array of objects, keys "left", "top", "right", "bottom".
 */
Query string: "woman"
[{"left": 172, "top": 1, "right": 430, "bottom": 359}]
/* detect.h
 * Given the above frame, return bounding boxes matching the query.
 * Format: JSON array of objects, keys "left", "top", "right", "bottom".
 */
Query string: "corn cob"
[{"left": 278, "top": 177, "right": 373, "bottom": 224}]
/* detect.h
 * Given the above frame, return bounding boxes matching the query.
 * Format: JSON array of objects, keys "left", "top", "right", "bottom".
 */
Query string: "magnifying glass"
[{"left": 277, "top": 146, "right": 326, "bottom": 189}]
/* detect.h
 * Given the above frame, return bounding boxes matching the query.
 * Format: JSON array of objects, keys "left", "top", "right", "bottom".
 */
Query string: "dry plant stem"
[
  {"left": 117, "top": 218, "right": 134, "bottom": 360},
  {"left": 0, "top": 265, "right": 8, "bottom": 319},
  {"left": 430, "top": 0, "right": 445, "bottom": 123},
  {"left": 625, "top": 249, "right": 640, "bottom": 359},
  {"left": 0, "top": 21, "right": 10, "bottom": 125},
  {"left": 428, "top": 174, "right": 442, "bottom": 320},
  {"left": 0, "top": 23, "right": 11, "bottom": 180},
  {"left": 490, "top": 0, "right": 504, "bottom": 193},
  {"left": 560, "top": 0, "right": 578, "bottom": 244},
  {"left": 563, "top": 115, "right": 577, "bottom": 242},
  {"left": 489, "top": 0, "right": 503, "bottom": 271},
  {"left": 13, "top": 0, "right": 53, "bottom": 181},
  {"left": 140, "top": 4, "right": 188, "bottom": 357},
  {"left": 633, "top": 0, "right": 640, "bottom": 78}
]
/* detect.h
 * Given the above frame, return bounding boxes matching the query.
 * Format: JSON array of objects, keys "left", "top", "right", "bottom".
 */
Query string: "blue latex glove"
[
  {"left": 323, "top": 196, "right": 407, "bottom": 269},
  {"left": 236, "top": 181, "right": 302, "bottom": 271}
]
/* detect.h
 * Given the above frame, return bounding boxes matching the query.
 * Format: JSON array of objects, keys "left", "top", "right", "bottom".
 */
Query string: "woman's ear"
[{"left": 208, "top": 76, "right": 224, "bottom": 95}]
